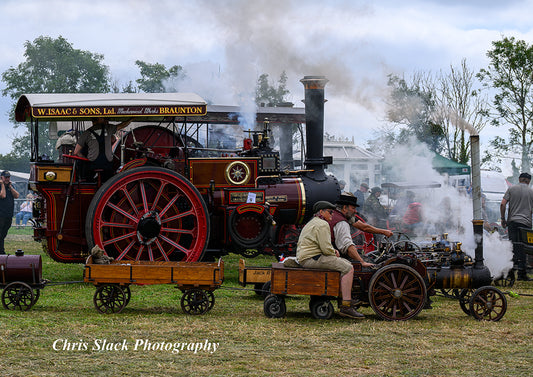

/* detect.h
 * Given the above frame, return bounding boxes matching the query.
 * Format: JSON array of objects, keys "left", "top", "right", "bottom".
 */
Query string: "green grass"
[{"left": 0, "top": 236, "right": 532, "bottom": 376}]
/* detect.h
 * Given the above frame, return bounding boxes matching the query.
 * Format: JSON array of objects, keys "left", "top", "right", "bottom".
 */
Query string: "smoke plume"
[{"left": 381, "top": 138, "right": 513, "bottom": 279}]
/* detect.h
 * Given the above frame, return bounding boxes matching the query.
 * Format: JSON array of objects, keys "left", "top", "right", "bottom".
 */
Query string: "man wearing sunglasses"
[{"left": 296, "top": 201, "right": 364, "bottom": 319}]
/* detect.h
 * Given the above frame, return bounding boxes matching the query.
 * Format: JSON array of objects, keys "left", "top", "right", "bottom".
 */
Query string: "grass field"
[{"left": 0, "top": 233, "right": 532, "bottom": 377}]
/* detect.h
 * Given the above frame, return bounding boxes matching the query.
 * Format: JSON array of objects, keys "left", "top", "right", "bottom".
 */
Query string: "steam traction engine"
[{"left": 16, "top": 77, "right": 339, "bottom": 263}]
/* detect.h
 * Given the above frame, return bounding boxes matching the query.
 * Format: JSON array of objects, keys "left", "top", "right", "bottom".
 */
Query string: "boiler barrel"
[
  {"left": 0, "top": 254, "right": 43, "bottom": 284},
  {"left": 427, "top": 265, "right": 492, "bottom": 289}
]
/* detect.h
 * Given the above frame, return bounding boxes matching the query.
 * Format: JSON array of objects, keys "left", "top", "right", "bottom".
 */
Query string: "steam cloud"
[
  {"left": 382, "top": 138, "right": 512, "bottom": 279},
  {"left": 164, "top": 0, "right": 390, "bottom": 130}
]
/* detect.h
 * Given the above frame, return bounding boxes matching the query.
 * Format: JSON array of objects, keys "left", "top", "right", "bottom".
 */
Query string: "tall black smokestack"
[
  {"left": 470, "top": 134, "right": 484, "bottom": 268},
  {"left": 300, "top": 76, "right": 330, "bottom": 181}
]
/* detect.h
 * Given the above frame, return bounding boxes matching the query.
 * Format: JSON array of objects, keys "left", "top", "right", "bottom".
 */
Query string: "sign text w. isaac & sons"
[{"left": 31, "top": 105, "right": 207, "bottom": 118}]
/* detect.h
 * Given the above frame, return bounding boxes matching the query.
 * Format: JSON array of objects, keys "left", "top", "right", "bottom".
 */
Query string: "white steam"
[{"left": 382, "top": 138, "right": 513, "bottom": 279}]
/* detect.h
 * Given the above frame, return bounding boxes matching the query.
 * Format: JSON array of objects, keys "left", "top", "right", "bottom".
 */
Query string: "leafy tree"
[
  {"left": 477, "top": 36, "right": 533, "bottom": 173},
  {"left": 436, "top": 59, "right": 489, "bottom": 164},
  {"left": 135, "top": 61, "right": 185, "bottom": 93},
  {"left": 0, "top": 151, "right": 30, "bottom": 173},
  {"left": 1, "top": 36, "right": 110, "bottom": 160},
  {"left": 381, "top": 62, "right": 488, "bottom": 164},
  {"left": 254, "top": 72, "right": 293, "bottom": 162},
  {"left": 255, "top": 71, "right": 289, "bottom": 106},
  {"left": 385, "top": 73, "right": 445, "bottom": 152}
]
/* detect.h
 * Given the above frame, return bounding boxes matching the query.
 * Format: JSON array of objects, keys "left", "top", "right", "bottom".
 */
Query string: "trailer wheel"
[
  {"left": 253, "top": 283, "right": 264, "bottom": 296},
  {"left": 309, "top": 297, "right": 334, "bottom": 320},
  {"left": 181, "top": 289, "right": 210, "bottom": 315},
  {"left": 458, "top": 289, "right": 474, "bottom": 316},
  {"left": 2, "top": 282, "right": 35, "bottom": 311},
  {"left": 93, "top": 284, "right": 127, "bottom": 314},
  {"left": 264, "top": 294, "right": 286, "bottom": 318},
  {"left": 261, "top": 281, "right": 271, "bottom": 299},
  {"left": 469, "top": 286, "right": 507, "bottom": 321},
  {"left": 86, "top": 167, "right": 210, "bottom": 262},
  {"left": 368, "top": 264, "right": 426, "bottom": 321}
]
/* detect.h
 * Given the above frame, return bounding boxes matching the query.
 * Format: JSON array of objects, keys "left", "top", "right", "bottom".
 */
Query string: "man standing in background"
[
  {"left": 500, "top": 172, "right": 533, "bottom": 281},
  {"left": 363, "top": 186, "right": 388, "bottom": 229},
  {"left": 353, "top": 182, "right": 369, "bottom": 210},
  {"left": 0, "top": 171, "right": 20, "bottom": 254}
]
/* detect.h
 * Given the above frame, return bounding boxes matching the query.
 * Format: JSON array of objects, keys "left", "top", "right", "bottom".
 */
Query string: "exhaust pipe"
[
  {"left": 300, "top": 76, "right": 330, "bottom": 181},
  {"left": 470, "top": 134, "right": 485, "bottom": 268}
]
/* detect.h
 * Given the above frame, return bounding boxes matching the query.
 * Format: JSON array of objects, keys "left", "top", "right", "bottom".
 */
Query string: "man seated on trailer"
[
  {"left": 296, "top": 201, "right": 364, "bottom": 319},
  {"left": 330, "top": 192, "right": 393, "bottom": 263},
  {"left": 73, "top": 117, "right": 132, "bottom": 182}
]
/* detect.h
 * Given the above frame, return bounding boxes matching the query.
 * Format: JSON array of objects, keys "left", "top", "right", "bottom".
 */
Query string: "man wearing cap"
[
  {"left": 338, "top": 180, "right": 346, "bottom": 193},
  {"left": 330, "top": 193, "right": 392, "bottom": 263},
  {"left": 0, "top": 171, "right": 20, "bottom": 254},
  {"left": 363, "top": 186, "right": 388, "bottom": 228},
  {"left": 296, "top": 201, "right": 364, "bottom": 319},
  {"left": 500, "top": 172, "right": 533, "bottom": 281},
  {"left": 353, "top": 182, "right": 369, "bottom": 209}
]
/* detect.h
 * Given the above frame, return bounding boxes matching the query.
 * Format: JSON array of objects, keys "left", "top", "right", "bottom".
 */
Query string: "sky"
[{"left": 1, "top": 0, "right": 533, "bottom": 172}]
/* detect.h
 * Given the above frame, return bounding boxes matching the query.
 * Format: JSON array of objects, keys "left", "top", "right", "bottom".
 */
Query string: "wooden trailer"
[
  {"left": 83, "top": 257, "right": 224, "bottom": 314},
  {"left": 264, "top": 258, "right": 428, "bottom": 321},
  {"left": 238, "top": 259, "right": 271, "bottom": 296}
]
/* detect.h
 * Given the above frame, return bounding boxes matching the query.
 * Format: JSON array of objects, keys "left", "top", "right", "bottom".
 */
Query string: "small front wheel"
[
  {"left": 309, "top": 297, "right": 334, "bottom": 320},
  {"left": 470, "top": 286, "right": 507, "bottom": 321},
  {"left": 264, "top": 294, "right": 286, "bottom": 318}
]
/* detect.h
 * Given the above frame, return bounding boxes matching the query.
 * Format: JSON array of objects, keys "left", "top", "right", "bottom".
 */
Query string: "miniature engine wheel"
[
  {"left": 181, "top": 288, "right": 210, "bottom": 315},
  {"left": 263, "top": 294, "right": 286, "bottom": 318},
  {"left": 458, "top": 289, "right": 474, "bottom": 316},
  {"left": 86, "top": 167, "right": 210, "bottom": 262},
  {"left": 368, "top": 264, "right": 427, "bottom": 321},
  {"left": 93, "top": 284, "right": 127, "bottom": 314},
  {"left": 2, "top": 282, "right": 35, "bottom": 311},
  {"left": 469, "top": 286, "right": 507, "bottom": 321},
  {"left": 309, "top": 297, "right": 334, "bottom": 320}
]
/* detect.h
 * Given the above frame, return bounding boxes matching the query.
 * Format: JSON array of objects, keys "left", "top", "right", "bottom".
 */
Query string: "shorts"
[{"left": 299, "top": 254, "right": 353, "bottom": 276}]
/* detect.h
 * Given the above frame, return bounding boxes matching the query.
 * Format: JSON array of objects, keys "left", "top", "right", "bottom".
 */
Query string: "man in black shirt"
[{"left": 0, "top": 171, "right": 20, "bottom": 254}]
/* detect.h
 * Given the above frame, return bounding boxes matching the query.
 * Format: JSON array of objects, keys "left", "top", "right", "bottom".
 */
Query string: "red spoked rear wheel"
[{"left": 86, "top": 167, "right": 210, "bottom": 262}]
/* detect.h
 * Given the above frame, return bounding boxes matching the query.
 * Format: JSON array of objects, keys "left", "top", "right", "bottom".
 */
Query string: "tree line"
[{"left": 1, "top": 35, "right": 532, "bottom": 178}]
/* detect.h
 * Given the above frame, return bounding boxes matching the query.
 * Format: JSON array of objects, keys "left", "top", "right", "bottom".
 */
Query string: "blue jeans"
[{"left": 15, "top": 211, "right": 32, "bottom": 226}]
